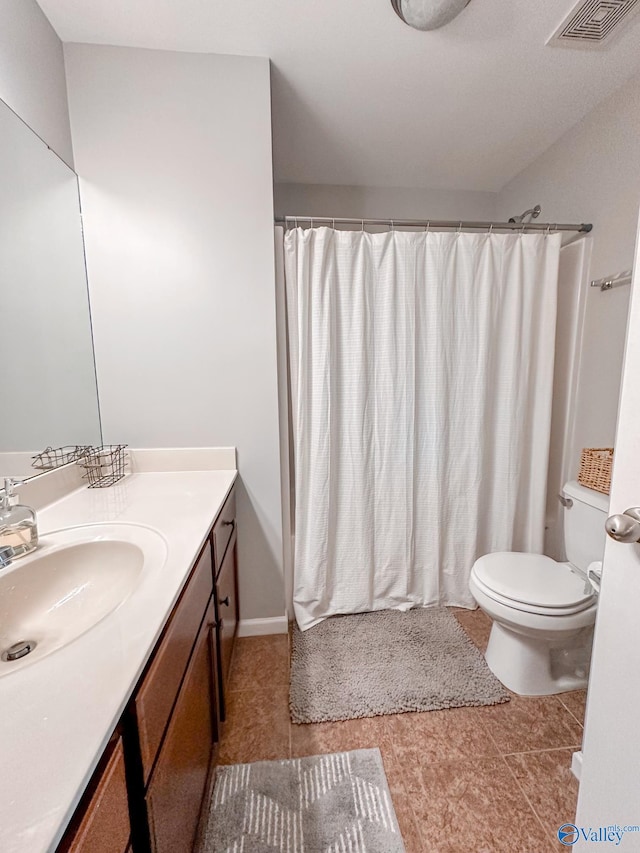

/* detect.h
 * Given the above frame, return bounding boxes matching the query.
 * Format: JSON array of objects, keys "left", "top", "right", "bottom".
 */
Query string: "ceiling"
[{"left": 37, "top": 0, "right": 640, "bottom": 192}]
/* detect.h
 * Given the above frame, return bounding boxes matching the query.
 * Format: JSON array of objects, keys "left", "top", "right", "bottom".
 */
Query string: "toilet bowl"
[{"left": 469, "top": 480, "right": 608, "bottom": 696}]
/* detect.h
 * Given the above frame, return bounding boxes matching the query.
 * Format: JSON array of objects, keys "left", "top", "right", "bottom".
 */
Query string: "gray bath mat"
[
  {"left": 203, "top": 748, "right": 405, "bottom": 853},
  {"left": 290, "top": 607, "right": 509, "bottom": 724}
]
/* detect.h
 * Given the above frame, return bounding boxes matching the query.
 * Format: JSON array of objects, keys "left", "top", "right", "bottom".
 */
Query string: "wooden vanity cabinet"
[
  {"left": 134, "top": 543, "right": 214, "bottom": 785},
  {"left": 56, "top": 485, "right": 239, "bottom": 853},
  {"left": 130, "top": 540, "right": 220, "bottom": 853},
  {"left": 212, "top": 487, "right": 236, "bottom": 570},
  {"left": 145, "top": 600, "right": 217, "bottom": 853},
  {"left": 212, "top": 484, "right": 239, "bottom": 720},
  {"left": 58, "top": 735, "right": 131, "bottom": 853},
  {"left": 215, "top": 525, "right": 239, "bottom": 720}
]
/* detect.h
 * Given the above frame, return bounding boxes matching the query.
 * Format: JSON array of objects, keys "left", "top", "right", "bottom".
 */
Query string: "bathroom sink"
[{"left": 0, "top": 524, "right": 167, "bottom": 676}]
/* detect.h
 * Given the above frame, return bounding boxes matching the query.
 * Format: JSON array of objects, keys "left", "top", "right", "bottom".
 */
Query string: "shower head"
[{"left": 508, "top": 205, "right": 542, "bottom": 224}]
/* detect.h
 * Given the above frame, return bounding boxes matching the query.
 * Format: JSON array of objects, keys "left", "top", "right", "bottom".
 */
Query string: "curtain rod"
[
  {"left": 275, "top": 215, "right": 593, "bottom": 234},
  {"left": 590, "top": 270, "right": 633, "bottom": 291}
]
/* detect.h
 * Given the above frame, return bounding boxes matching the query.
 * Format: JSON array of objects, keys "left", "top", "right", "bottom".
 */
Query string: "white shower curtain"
[{"left": 285, "top": 228, "right": 561, "bottom": 630}]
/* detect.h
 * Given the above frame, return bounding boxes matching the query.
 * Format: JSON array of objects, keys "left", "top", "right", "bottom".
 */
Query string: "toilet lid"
[{"left": 472, "top": 552, "right": 596, "bottom": 610}]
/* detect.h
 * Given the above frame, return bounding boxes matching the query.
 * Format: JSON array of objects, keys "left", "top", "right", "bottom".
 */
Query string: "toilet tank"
[{"left": 563, "top": 480, "right": 609, "bottom": 572}]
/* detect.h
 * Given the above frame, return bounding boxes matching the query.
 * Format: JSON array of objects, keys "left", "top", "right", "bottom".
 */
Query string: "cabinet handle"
[
  {"left": 222, "top": 519, "right": 234, "bottom": 528},
  {"left": 219, "top": 595, "right": 230, "bottom": 607}
]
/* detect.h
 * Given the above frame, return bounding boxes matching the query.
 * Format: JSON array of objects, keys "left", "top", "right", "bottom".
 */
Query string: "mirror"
[{"left": 0, "top": 99, "right": 101, "bottom": 480}]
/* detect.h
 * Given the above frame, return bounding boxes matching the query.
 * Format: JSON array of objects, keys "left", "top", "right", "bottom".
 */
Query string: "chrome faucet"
[{"left": 0, "top": 545, "right": 13, "bottom": 568}]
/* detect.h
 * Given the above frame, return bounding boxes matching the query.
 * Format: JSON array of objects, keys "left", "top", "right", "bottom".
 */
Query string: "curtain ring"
[
  {"left": 331, "top": 218, "right": 335, "bottom": 230},
  {"left": 489, "top": 223, "right": 494, "bottom": 233},
  {"left": 390, "top": 219, "right": 395, "bottom": 231},
  {"left": 310, "top": 218, "right": 314, "bottom": 229},
  {"left": 425, "top": 220, "right": 431, "bottom": 234},
  {"left": 294, "top": 217, "right": 298, "bottom": 229},
  {"left": 545, "top": 224, "right": 551, "bottom": 238},
  {"left": 361, "top": 219, "right": 365, "bottom": 233},
  {"left": 457, "top": 222, "right": 463, "bottom": 235}
]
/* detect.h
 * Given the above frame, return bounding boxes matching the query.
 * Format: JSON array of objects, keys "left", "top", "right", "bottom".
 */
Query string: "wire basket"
[
  {"left": 31, "top": 445, "right": 92, "bottom": 471},
  {"left": 578, "top": 447, "right": 613, "bottom": 495},
  {"left": 77, "top": 445, "right": 128, "bottom": 488}
]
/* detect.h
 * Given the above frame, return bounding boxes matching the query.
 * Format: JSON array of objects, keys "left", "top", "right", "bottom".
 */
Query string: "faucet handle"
[{"left": 0, "top": 546, "right": 14, "bottom": 568}]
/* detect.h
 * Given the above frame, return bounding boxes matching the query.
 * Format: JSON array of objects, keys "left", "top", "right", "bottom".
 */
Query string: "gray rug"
[
  {"left": 203, "top": 748, "right": 405, "bottom": 853},
  {"left": 290, "top": 607, "right": 509, "bottom": 724}
]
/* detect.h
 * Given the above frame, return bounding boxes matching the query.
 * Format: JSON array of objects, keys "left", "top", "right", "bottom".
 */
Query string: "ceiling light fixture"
[{"left": 391, "top": 0, "right": 472, "bottom": 30}]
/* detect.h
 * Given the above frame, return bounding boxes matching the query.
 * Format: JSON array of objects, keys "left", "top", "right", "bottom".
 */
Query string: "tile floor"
[{"left": 217, "top": 609, "right": 584, "bottom": 853}]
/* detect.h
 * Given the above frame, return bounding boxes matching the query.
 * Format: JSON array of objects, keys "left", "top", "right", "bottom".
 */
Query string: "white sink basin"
[{"left": 0, "top": 524, "right": 167, "bottom": 676}]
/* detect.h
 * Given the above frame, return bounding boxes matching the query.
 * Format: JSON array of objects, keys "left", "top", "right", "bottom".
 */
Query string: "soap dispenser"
[{"left": 0, "top": 479, "right": 38, "bottom": 559}]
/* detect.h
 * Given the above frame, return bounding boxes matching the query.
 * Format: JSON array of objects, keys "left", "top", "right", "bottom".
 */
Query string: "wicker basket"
[{"left": 578, "top": 447, "right": 613, "bottom": 495}]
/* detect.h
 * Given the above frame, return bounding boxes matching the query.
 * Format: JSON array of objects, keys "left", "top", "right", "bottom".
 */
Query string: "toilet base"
[{"left": 485, "top": 621, "right": 593, "bottom": 696}]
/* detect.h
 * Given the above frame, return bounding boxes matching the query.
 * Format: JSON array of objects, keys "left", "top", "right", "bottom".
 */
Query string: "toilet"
[{"left": 469, "top": 480, "right": 609, "bottom": 696}]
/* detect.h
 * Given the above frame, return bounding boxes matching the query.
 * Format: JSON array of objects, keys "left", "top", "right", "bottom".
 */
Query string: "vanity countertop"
[{"left": 0, "top": 468, "right": 237, "bottom": 853}]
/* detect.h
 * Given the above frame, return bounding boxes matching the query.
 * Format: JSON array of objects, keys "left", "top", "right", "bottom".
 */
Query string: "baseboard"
[
  {"left": 237, "top": 616, "right": 288, "bottom": 637},
  {"left": 571, "top": 750, "right": 583, "bottom": 781}
]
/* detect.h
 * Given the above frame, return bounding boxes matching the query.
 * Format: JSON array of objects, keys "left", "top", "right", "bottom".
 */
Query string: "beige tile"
[
  {"left": 463, "top": 607, "right": 490, "bottom": 624},
  {"left": 381, "top": 751, "right": 408, "bottom": 794},
  {"left": 382, "top": 750, "right": 427, "bottom": 853},
  {"left": 391, "top": 794, "right": 426, "bottom": 853},
  {"left": 409, "top": 756, "right": 553, "bottom": 852},
  {"left": 506, "top": 749, "right": 579, "bottom": 846},
  {"left": 217, "top": 687, "right": 290, "bottom": 764},
  {"left": 453, "top": 608, "right": 492, "bottom": 653},
  {"left": 386, "top": 707, "right": 500, "bottom": 793},
  {"left": 380, "top": 750, "right": 427, "bottom": 822},
  {"left": 478, "top": 694, "right": 583, "bottom": 755},
  {"left": 216, "top": 630, "right": 586, "bottom": 852},
  {"left": 558, "top": 690, "right": 588, "bottom": 728},
  {"left": 290, "top": 714, "right": 394, "bottom": 761},
  {"left": 227, "top": 635, "right": 289, "bottom": 693}
]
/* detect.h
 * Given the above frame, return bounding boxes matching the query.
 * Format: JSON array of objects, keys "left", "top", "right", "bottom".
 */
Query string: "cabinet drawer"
[
  {"left": 135, "top": 543, "right": 213, "bottom": 784},
  {"left": 216, "top": 529, "right": 238, "bottom": 717},
  {"left": 213, "top": 487, "right": 236, "bottom": 572},
  {"left": 61, "top": 738, "right": 130, "bottom": 853},
  {"left": 146, "top": 600, "right": 216, "bottom": 853}
]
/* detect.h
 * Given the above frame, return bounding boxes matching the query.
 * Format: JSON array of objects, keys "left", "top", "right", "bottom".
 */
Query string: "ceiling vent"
[{"left": 548, "top": 0, "right": 640, "bottom": 48}]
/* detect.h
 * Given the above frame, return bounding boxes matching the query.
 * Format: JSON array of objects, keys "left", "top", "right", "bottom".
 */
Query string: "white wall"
[
  {"left": 497, "top": 72, "right": 640, "bottom": 474},
  {"left": 274, "top": 182, "right": 497, "bottom": 221},
  {"left": 0, "top": 0, "right": 73, "bottom": 165},
  {"left": 65, "top": 44, "right": 284, "bottom": 622}
]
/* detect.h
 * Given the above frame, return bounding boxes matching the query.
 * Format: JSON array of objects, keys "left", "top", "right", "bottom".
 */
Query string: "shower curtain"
[{"left": 285, "top": 228, "right": 561, "bottom": 630}]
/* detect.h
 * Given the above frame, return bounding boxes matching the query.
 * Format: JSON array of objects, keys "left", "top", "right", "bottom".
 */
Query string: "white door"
[{"left": 575, "top": 216, "right": 640, "bottom": 849}]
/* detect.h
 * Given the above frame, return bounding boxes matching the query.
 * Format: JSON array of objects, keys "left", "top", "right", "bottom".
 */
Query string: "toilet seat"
[{"left": 471, "top": 552, "right": 596, "bottom": 617}]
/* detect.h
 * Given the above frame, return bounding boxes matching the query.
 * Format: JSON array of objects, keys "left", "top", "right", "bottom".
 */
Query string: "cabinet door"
[
  {"left": 135, "top": 543, "right": 213, "bottom": 784},
  {"left": 213, "top": 487, "right": 236, "bottom": 572},
  {"left": 215, "top": 530, "right": 238, "bottom": 718},
  {"left": 60, "top": 737, "right": 130, "bottom": 853},
  {"left": 145, "top": 600, "right": 216, "bottom": 853}
]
